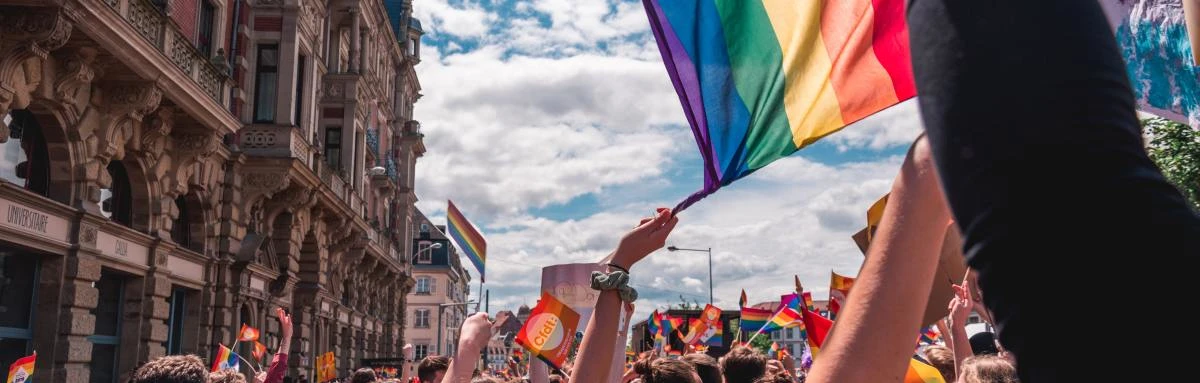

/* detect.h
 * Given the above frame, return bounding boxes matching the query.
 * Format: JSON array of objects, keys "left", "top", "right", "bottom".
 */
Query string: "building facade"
[
  {"left": 484, "top": 310, "right": 523, "bottom": 372},
  {"left": 0, "top": 0, "right": 426, "bottom": 381},
  {"left": 406, "top": 209, "right": 472, "bottom": 360}
]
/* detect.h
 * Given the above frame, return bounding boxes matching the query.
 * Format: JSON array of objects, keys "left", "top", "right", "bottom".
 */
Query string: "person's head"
[
  {"left": 751, "top": 373, "right": 792, "bottom": 383},
  {"left": 681, "top": 353, "right": 721, "bottom": 383},
  {"left": 633, "top": 358, "right": 701, "bottom": 383},
  {"left": 957, "top": 355, "right": 1018, "bottom": 383},
  {"left": 418, "top": 356, "right": 451, "bottom": 383},
  {"left": 548, "top": 374, "right": 564, "bottom": 383},
  {"left": 351, "top": 368, "right": 378, "bottom": 383},
  {"left": 969, "top": 332, "right": 999, "bottom": 356},
  {"left": 129, "top": 355, "right": 209, "bottom": 383},
  {"left": 208, "top": 369, "right": 248, "bottom": 383},
  {"left": 922, "top": 345, "right": 956, "bottom": 382},
  {"left": 720, "top": 346, "right": 768, "bottom": 383}
]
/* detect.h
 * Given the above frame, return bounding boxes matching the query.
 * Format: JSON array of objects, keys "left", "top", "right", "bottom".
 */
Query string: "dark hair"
[
  {"left": 351, "top": 367, "right": 378, "bottom": 383},
  {"left": 129, "top": 355, "right": 209, "bottom": 383},
  {"left": 720, "top": 346, "right": 767, "bottom": 383},
  {"left": 418, "top": 355, "right": 451, "bottom": 382},
  {"left": 969, "top": 332, "right": 999, "bottom": 355},
  {"left": 633, "top": 358, "right": 699, "bottom": 383},
  {"left": 681, "top": 353, "right": 721, "bottom": 383},
  {"left": 209, "top": 369, "right": 248, "bottom": 383}
]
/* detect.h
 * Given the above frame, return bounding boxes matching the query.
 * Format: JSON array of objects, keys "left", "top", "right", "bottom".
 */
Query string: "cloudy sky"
[{"left": 410, "top": 0, "right": 923, "bottom": 322}]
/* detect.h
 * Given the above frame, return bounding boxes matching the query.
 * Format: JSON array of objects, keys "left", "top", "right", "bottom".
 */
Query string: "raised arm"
[
  {"left": 571, "top": 208, "right": 678, "bottom": 383},
  {"left": 442, "top": 313, "right": 493, "bottom": 383},
  {"left": 806, "top": 138, "right": 951, "bottom": 383},
  {"left": 947, "top": 284, "right": 974, "bottom": 378},
  {"left": 258, "top": 307, "right": 292, "bottom": 383}
]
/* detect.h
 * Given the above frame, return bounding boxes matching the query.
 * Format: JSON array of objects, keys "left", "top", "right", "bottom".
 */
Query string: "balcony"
[
  {"left": 366, "top": 129, "right": 380, "bottom": 156},
  {"left": 238, "top": 126, "right": 314, "bottom": 168},
  {"left": 101, "top": 0, "right": 228, "bottom": 103}
]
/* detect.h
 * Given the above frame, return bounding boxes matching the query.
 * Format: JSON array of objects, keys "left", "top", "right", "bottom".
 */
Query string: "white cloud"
[
  {"left": 414, "top": 0, "right": 498, "bottom": 39},
  {"left": 826, "top": 99, "right": 924, "bottom": 151}
]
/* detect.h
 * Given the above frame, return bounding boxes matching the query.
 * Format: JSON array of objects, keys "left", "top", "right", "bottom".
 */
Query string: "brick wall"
[{"left": 169, "top": 0, "right": 200, "bottom": 42}]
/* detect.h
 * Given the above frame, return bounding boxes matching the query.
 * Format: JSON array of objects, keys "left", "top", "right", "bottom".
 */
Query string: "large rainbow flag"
[
  {"left": 643, "top": 0, "right": 915, "bottom": 211},
  {"left": 447, "top": 200, "right": 487, "bottom": 282}
]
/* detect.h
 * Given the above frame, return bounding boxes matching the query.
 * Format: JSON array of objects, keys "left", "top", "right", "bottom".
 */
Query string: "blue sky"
[{"left": 410, "top": 0, "right": 924, "bottom": 319}]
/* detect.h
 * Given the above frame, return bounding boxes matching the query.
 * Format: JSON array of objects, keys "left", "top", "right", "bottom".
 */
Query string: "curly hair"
[
  {"left": 922, "top": 345, "right": 956, "bottom": 382},
  {"left": 208, "top": 369, "right": 248, "bottom": 383},
  {"left": 129, "top": 355, "right": 209, "bottom": 383},
  {"left": 959, "top": 355, "right": 1018, "bottom": 383}
]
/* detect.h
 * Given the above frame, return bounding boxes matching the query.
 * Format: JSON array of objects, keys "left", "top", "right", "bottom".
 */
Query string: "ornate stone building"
[
  {"left": 405, "top": 209, "right": 472, "bottom": 361},
  {"left": 0, "top": 0, "right": 425, "bottom": 381}
]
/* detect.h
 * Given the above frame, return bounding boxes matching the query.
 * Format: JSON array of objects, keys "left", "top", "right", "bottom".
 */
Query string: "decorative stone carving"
[
  {"left": 79, "top": 223, "right": 98, "bottom": 247},
  {"left": 139, "top": 106, "right": 174, "bottom": 159},
  {"left": 52, "top": 47, "right": 98, "bottom": 122},
  {"left": 0, "top": 7, "right": 74, "bottom": 142},
  {"left": 103, "top": 81, "right": 163, "bottom": 122}
]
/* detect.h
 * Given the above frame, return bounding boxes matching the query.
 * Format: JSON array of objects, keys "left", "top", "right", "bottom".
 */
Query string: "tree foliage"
[{"left": 1143, "top": 117, "right": 1200, "bottom": 211}]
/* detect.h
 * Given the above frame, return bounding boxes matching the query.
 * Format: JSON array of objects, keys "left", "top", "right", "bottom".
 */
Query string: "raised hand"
[
  {"left": 609, "top": 208, "right": 679, "bottom": 270},
  {"left": 459, "top": 312, "right": 493, "bottom": 352},
  {"left": 947, "top": 284, "right": 972, "bottom": 329}
]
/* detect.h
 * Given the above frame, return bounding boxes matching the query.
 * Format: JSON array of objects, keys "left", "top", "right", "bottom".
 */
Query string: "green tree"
[
  {"left": 1143, "top": 117, "right": 1200, "bottom": 210},
  {"left": 747, "top": 332, "right": 774, "bottom": 354}
]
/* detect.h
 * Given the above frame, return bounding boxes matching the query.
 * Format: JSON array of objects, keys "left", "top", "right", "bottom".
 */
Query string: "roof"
[{"left": 409, "top": 17, "right": 424, "bottom": 33}]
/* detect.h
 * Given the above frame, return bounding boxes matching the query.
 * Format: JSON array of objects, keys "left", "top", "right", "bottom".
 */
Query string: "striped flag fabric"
[
  {"left": 447, "top": 200, "right": 487, "bottom": 282},
  {"left": 702, "top": 320, "right": 724, "bottom": 346},
  {"left": 6, "top": 352, "right": 35, "bottom": 383},
  {"left": 739, "top": 306, "right": 772, "bottom": 332},
  {"left": 800, "top": 307, "right": 834, "bottom": 356},
  {"left": 211, "top": 344, "right": 239, "bottom": 372},
  {"left": 648, "top": 310, "right": 663, "bottom": 339},
  {"left": 642, "top": 0, "right": 915, "bottom": 212},
  {"left": 829, "top": 272, "right": 856, "bottom": 319},
  {"left": 252, "top": 341, "right": 267, "bottom": 362}
]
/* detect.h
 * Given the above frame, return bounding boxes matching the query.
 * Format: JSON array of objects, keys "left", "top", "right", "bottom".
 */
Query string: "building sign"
[
  {"left": 0, "top": 196, "right": 70, "bottom": 243},
  {"left": 167, "top": 255, "right": 205, "bottom": 282},
  {"left": 96, "top": 230, "right": 149, "bottom": 265}
]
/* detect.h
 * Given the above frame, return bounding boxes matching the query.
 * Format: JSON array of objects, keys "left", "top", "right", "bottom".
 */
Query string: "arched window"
[
  {"left": 100, "top": 161, "right": 133, "bottom": 227},
  {"left": 171, "top": 194, "right": 205, "bottom": 253},
  {"left": 0, "top": 110, "right": 50, "bottom": 196},
  {"left": 341, "top": 279, "right": 352, "bottom": 306}
]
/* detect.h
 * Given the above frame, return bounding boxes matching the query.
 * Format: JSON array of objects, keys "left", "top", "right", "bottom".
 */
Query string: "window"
[
  {"left": 101, "top": 161, "right": 133, "bottom": 228},
  {"left": 171, "top": 196, "right": 190, "bottom": 247},
  {"left": 413, "top": 344, "right": 429, "bottom": 360},
  {"left": 417, "top": 242, "right": 433, "bottom": 264},
  {"left": 771, "top": 331, "right": 780, "bottom": 340},
  {"left": 294, "top": 55, "right": 305, "bottom": 126},
  {"left": 253, "top": 44, "right": 279, "bottom": 123},
  {"left": 197, "top": 1, "right": 216, "bottom": 56},
  {"left": 90, "top": 271, "right": 125, "bottom": 383},
  {"left": 785, "top": 328, "right": 794, "bottom": 339},
  {"left": 0, "top": 252, "right": 39, "bottom": 369},
  {"left": 165, "top": 288, "right": 189, "bottom": 355},
  {"left": 0, "top": 110, "right": 50, "bottom": 196},
  {"left": 415, "top": 277, "right": 431, "bottom": 295},
  {"left": 414, "top": 309, "right": 430, "bottom": 328},
  {"left": 324, "top": 127, "right": 342, "bottom": 170},
  {"left": 408, "top": 37, "right": 418, "bottom": 57}
]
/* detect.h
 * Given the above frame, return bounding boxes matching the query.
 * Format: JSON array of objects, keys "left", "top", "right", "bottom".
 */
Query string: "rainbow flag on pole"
[
  {"left": 447, "top": 200, "right": 487, "bottom": 282},
  {"left": 6, "top": 352, "right": 35, "bottom": 383},
  {"left": 211, "top": 344, "right": 239, "bottom": 372},
  {"left": 739, "top": 306, "right": 772, "bottom": 332},
  {"left": 643, "top": 0, "right": 915, "bottom": 212}
]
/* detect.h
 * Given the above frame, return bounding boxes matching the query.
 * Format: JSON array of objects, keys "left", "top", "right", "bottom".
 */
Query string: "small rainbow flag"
[
  {"left": 904, "top": 355, "right": 947, "bottom": 383},
  {"left": 252, "top": 341, "right": 268, "bottom": 362},
  {"left": 447, "top": 200, "right": 487, "bottom": 282},
  {"left": 739, "top": 306, "right": 772, "bottom": 332},
  {"left": 648, "top": 310, "right": 663, "bottom": 339},
  {"left": 918, "top": 326, "right": 941, "bottom": 345},
  {"left": 768, "top": 342, "right": 780, "bottom": 359},
  {"left": 211, "top": 344, "right": 239, "bottom": 372},
  {"left": 6, "top": 352, "right": 35, "bottom": 383},
  {"left": 800, "top": 308, "right": 833, "bottom": 356},
  {"left": 801, "top": 292, "right": 816, "bottom": 312},
  {"left": 702, "top": 320, "right": 724, "bottom": 346},
  {"left": 643, "top": 0, "right": 915, "bottom": 212},
  {"left": 238, "top": 324, "right": 260, "bottom": 342}
]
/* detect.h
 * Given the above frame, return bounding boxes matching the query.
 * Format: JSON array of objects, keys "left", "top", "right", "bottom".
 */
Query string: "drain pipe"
[{"left": 227, "top": 0, "right": 244, "bottom": 112}]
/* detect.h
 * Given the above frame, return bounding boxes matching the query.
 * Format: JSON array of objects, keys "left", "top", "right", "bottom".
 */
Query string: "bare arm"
[
  {"left": 442, "top": 313, "right": 492, "bottom": 383},
  {"left": 571, "top": 209, "right": 678, "bottom": 383},
  {"left": 948, "top": 283, "right": 975, "bottom": 377},
  {"left": 807, "top": 138, "right": 951, "bottom": 383}
]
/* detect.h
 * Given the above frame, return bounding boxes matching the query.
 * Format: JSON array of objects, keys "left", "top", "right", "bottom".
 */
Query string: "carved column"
[
  {"left": 54, "top": 221, "right": 104, "bottom": 382},
  {"left": 0, "top": 6, "right": 72, "bottom": 142},
  {"left": 349, "top": 8, "right": 361, "bottom": 73},
  {"left": 76, "top": 81, "right": 162, "bottom": 213}
]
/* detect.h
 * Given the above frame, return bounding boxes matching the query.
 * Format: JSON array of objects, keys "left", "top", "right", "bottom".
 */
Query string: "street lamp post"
[
  {"left": 437, "top": 301, "right": 476, "bottom": 355},
  {"left": 667, "top": 246, "right": 713, "bottom": 305}
]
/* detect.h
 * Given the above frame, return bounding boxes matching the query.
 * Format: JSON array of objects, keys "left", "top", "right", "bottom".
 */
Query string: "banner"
[
  {"left": 1100, "top": 0, "right": 1199, "bottom": 126},
  {"left": 316, "top": 352, "right": 336, "bottom": 383},
  {"left": 541, "top": 263, "right": 627, "bottom": 378},
  {"left": 515, "top": 291, "right": 581, "bottom": 370}
]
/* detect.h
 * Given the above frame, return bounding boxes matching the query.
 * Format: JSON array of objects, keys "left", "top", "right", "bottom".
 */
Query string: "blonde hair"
[
  {"left": 922, "top": 345, "right": 956, "bottom": 382},
  {"left": 208, "top": 368, "right": 248, "bottom": 383},
  {"left": 958, "top": 355, "right": 1018, "bottom": 383}
]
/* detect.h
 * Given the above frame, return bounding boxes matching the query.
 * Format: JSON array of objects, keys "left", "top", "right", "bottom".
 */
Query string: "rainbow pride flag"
[
  {"left": 801, "top": 308, "right": 834, "bottom": 356},
  {"left": 211, "top": 344, "right": 239, "bottom": 372},
  {"left": 648, "top": 310, "right": 663, "bottom": 339},
  {"left": 739, "top": 306, "right": 772, "bottom": 332},
  {"left": 447, "top": 200, "right": 487, "bottom": 282},
  {"left": 6, "top": 352, "right": 35, "bottom": 383},
  {"left": 829, "top": 272, "right": 856, "bottom": 319},
  {"left": 643, "top": 0, "right": 915, "bottom": 211}
]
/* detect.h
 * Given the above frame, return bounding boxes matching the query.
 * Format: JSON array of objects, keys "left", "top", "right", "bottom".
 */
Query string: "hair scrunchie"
[{"left": 591, "top": 270, "right": 638, "bottom": 303}]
